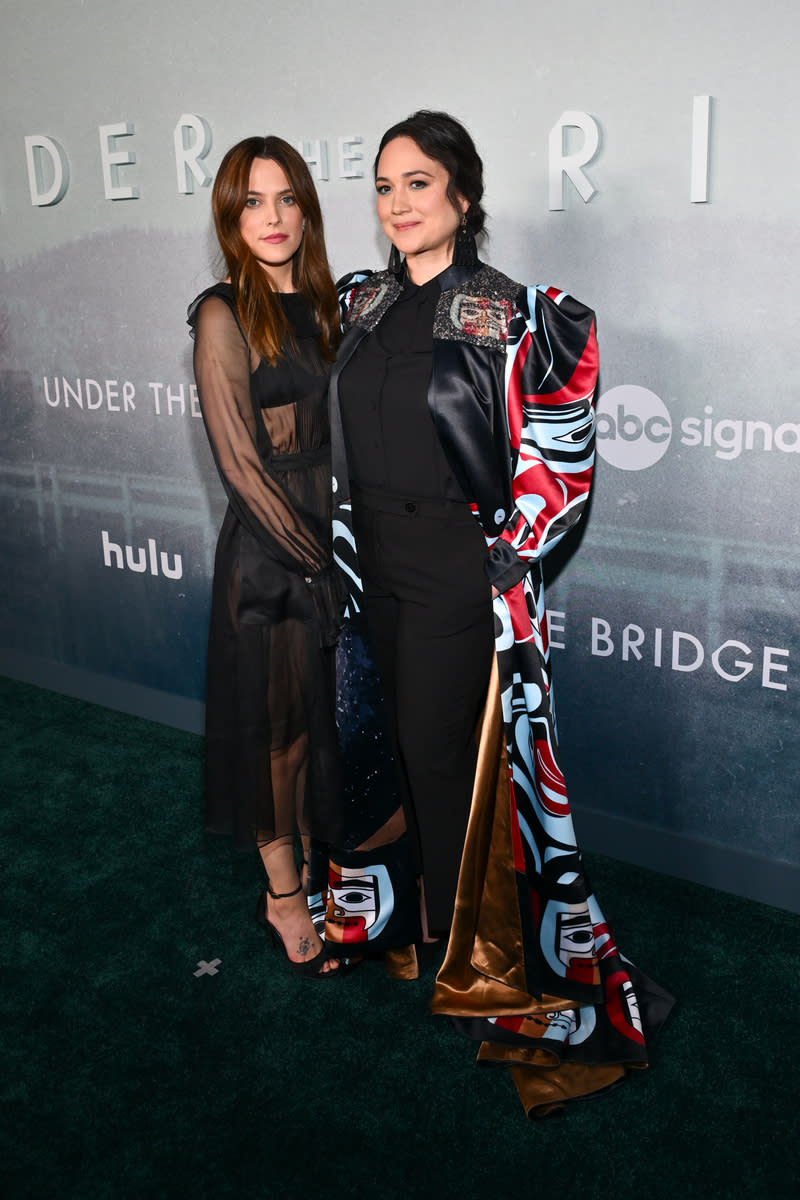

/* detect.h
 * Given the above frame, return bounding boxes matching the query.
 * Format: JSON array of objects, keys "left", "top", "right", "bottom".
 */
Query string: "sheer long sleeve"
[{"left": 192, "top": 294, "right": 330, "bottom": 578}]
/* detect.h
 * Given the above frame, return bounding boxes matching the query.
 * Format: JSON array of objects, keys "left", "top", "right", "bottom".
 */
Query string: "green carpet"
[{"left": 1, "top": 675, "right": 798, "bottom": 1199}]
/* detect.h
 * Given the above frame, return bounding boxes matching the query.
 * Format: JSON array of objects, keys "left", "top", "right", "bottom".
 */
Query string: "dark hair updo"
[{"left": 373, "top": 110, "right": 487, "bottom": 236}]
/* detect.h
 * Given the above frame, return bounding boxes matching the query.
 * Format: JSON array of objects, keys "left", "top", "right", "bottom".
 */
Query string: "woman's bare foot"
[
  {"left": 260, "top": 840, "right": 339, "bottom": 975},
  {"left": 265, "top": 887, "right": 340, "bottom": 974}
]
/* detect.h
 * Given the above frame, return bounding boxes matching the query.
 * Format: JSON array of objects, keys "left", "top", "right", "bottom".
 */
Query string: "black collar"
[{"left": 393, "top": 259, "right": 483, "bottom": 293}]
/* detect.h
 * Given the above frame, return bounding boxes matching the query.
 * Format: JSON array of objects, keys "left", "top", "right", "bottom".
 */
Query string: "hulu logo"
[{"left": 101, "top": 530, "right": 182, "bottom": 579}]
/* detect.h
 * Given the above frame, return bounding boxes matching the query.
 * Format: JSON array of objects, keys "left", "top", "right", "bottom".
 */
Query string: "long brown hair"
[{"left": 211, "top": 136, "right": 340, "bottom": 363}]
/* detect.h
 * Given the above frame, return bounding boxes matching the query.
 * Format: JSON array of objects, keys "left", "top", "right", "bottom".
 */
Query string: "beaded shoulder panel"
[
  {"left": 346, "top": 271, "right": 402, "bottom": 331},
  {"left": 434, "top": 265, "right": 523, "bottom": 348}
]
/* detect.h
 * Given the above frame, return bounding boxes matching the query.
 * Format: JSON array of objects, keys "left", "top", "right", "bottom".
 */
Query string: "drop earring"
[
  {"left": 388, "top": 242, "right": 403, "bottom": 276},
  {"left": 452, "top": 211, "right": 478, "bottom": 268}
]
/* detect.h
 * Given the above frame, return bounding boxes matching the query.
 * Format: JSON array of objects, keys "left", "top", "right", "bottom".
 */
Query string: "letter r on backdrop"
[
  {"left": 548, "top": 111, "right": 600, "bottom": 211},
  {"left": 174, "top": 114, "right": 212, "bottom": 194}
]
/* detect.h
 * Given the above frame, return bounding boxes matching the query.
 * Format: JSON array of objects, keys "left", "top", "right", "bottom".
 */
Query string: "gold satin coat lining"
[
  {"left": 432, "top": 654, "right": 567, "bottom": 1016},
  {"left": 431, "top": 653, "right": 649, "bottom": 1117}
]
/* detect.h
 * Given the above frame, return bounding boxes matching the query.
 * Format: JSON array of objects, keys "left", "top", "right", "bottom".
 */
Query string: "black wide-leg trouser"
[{"left": 350, "top": 486, "right": 495, "bottom": 933}]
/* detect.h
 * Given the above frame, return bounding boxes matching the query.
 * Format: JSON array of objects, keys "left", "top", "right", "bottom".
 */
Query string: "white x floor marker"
[{"left": 194, "top": 959, "right": 221, "bottom": 977}]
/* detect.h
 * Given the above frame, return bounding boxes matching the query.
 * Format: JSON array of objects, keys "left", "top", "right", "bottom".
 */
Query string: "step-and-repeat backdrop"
[{"left": 1, "top": 0, "right": 797, "bottom": 910}]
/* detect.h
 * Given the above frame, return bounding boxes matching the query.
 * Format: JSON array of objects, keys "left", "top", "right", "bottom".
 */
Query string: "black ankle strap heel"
[
  {"left": 255, "top": 889, "right": 341, "bottom": 979},
  {"left": 265, "top": 879, "right": 303, "bottom": 900}
]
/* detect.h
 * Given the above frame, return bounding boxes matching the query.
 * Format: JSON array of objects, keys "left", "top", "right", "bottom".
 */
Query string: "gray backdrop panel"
[{"left": 1, "top": 0, "right": 797, "bottom": 910}]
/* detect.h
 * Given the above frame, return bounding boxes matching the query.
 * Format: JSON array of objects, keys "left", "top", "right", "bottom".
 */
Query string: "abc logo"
[{"left": 595, "top": 385, "right": 672, "bottom": 471}]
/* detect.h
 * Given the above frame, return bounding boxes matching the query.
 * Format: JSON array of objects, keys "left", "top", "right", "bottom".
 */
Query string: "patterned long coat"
[{"left": 310, "top": 261, "right": 673, "bottom": 1116}]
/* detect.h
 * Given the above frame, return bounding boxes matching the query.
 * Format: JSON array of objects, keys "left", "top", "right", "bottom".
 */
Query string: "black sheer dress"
[{"left": 188, "top": 283, "right": 342, "bottom": 851}]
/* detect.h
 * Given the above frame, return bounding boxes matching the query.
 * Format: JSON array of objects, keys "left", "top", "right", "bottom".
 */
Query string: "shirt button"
[
  {"left": 494, "top": 508, "right": 506, "bottom": 524},
  {"left": 405, "top": 502, "right": 417, "bottom": 514}
]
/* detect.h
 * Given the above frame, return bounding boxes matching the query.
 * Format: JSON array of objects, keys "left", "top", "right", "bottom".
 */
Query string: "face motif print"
[
  {"left": 324, "top": 862, "right": 394, "bottom": 944},
  {"left": 541, "top": 900, "right": 601, "bottom": 985}
]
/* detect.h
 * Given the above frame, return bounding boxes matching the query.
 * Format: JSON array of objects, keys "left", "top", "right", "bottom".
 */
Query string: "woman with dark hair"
[
  {"left": 322, "top": 111, "right": 673, "bottom": 1109},
  {"left": 188, "top": 136, "right": 346, "bottom": 977}
]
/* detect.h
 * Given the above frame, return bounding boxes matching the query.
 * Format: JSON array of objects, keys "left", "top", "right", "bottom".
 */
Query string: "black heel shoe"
[{"left": 255, "top": 884, "right": 340, "bottom": 980}]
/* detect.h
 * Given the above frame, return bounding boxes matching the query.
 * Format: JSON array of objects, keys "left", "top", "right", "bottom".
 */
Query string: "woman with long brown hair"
[{"left": 188, "top": 136, "right": 346, "bottom": 977}]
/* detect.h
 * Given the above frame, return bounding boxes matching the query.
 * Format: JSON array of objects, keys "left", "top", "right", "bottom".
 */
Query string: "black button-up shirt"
[{"left": 339, "top": 274, "right": 466, "bottom": 500}]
